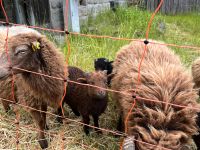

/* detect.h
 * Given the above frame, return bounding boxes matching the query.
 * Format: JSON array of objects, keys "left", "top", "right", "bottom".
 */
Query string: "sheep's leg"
[
  {"left": 70, "top": 106, "right": 80, "bottom": 116},
  {"left": 30, "top": 110, "right": 48, "bottom": 149},
  {"left": 82, "top": 115, "right": 90, "bottom": 135},
  {"left": 193, "top": 135, "right": 200, "bottom": 150},
  {"left": 41, "top": 103, "right": 49, "bottom": 130},
  {"left": 92, "top": 115, "right": 102, "bottom": 134},
  {"left": 2, "top": 100, "right": 11, "bottom": 113},
  {"left": 56, "top": 106, "right": 64, "bottom": 124},
  {"left": 117, "top": 114, "right": 124, "bottom": 132},
  {"left": 67, "top": 103, "right": 80, "bottom": 116},
  {"left": 193, "top": 112, "right": 200, "bottom": 149}
]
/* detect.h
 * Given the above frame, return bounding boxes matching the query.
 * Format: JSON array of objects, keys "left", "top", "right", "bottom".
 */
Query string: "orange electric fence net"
[{"left": 0, "top": 0, "right": 199, "bottom": 149}]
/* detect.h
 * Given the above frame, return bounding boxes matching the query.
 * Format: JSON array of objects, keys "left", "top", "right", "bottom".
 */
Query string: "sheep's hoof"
[
  {"left": 85, "top": 131, "right": 90, "bottom": 135},
  {"left": 45, "top": 124, "right": 49, "bottom": 130},
  {"left": 74, "top": 112, "right": 80, "bottom": 116},
  {"left": 5, "top": 108, "right": 11, "bottom": 113},
  {"left": 4, "top": 105, "right": 11, "bottom": 113},
  {"left": 56, "top": 117, "right": 63, "bottom": 124},
  {"left": 38, "top": 139, "right": 48, "bottom": 149},
  {"left": 84, "top": 129, "right": 90, "bottom": 135},
  {"left": 71, "top": 109, "right": 80, "bottom": 116},
  {"left": 96, "top": 129, "right": 103, "bottom": 134}
]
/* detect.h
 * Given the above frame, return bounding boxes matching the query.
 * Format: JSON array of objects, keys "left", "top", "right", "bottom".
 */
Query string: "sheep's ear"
[
  {"left": 84, "top": 72, "right": 91, "bottom": 77},
  {"left": 104, "top": 59, "right": 109, "bottom": 62},
  {"left": 77, "top": 78, "right": 87, "bottom": 84},
  {"left": 107, "top": 73, "right": 115, "bottom": 78},
  {"left": 31, "top": 41, "right": 41, "bottom": 52},
  {"left": 109, "top": 61, "right": 114, "bottom": 64},
  {"left": 102, "top": 70, "right": 107, "bottom": 75}
]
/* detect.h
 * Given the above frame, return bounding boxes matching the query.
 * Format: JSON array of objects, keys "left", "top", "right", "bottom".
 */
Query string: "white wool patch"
[{"left": 0, "top": 26, "right": 41, "bottom": 37}]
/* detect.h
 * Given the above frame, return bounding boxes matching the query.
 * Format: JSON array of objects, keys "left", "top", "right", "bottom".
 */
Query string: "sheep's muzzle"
[{"left": 0, "top": 53, "right": 11, "bottom": 79}]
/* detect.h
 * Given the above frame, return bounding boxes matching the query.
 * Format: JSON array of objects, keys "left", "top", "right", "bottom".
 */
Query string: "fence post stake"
[
  {"left": 13, "top": 0, "right": 27, "bottom": 24},
  {"left": 63, "top": 0, "right": 80, "bottom": 33}
]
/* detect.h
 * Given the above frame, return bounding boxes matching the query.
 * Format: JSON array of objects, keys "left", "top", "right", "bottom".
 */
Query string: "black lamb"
[{"left": 94, "top": 57, "right": 113, "bottom": 86}]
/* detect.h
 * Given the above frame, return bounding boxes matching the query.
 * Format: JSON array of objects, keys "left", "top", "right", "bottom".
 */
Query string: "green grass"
[
  {"left": 66, "top": 7, "right": 200, "bottom": 69},
  {"left": 1, "top": 7, "right": 200, "bottom": 150}
]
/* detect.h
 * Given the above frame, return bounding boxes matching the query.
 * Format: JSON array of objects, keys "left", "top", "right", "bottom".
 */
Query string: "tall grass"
[{"left": 66, "top": 7, "right": 200, "bottom": 69}]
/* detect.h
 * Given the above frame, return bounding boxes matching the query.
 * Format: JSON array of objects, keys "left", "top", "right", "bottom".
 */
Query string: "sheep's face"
[
  {"left": 94, "top": 58, "right": 113, "bottom": 75},
  {"left": 78, "top": 70, "right": 108, "bottom": 99},
  {"left": 0, "top": 33, "right": 43, "bottom": 79}
]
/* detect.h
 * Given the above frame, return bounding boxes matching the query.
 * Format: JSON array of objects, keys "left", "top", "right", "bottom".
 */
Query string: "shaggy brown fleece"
[
  {"left": 7, "top": 33, "right": 67, "bottom": 109},
  {"left": 191, "top": 58, "right": 200, "bottom": 149},
  {"left": 57, "top": 66, "right": 108, "bottom": 134},
  {"left": 111, "top": 40, "right": 199, "bottom": 150},
  {"left": 0, "top": 30, "right": 16, "bottom": 111},
  {"left": 192, "top": 58, "right": 200, "bottom": 89},
  {"left": 0, "top": 27, "right": 68, "bottom": 149},
  {"left": 0, "top": 27, "right": 43, "bottom": 111},
  {"left": 0, "top": 32, "right": 67, "bottom": 109},
  {"left": 0, "top": 77, "right": 16, "bottom": 111}
]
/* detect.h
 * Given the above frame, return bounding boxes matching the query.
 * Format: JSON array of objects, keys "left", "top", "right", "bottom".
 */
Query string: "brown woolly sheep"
[
  {"left": 0, "top": 26, "right": 67, "bottom": 149},
  {"left": 191, "top": 58, "right": 200, "bottom": 149},
  {"left": 56, "top": 66, "right": 108, "bottom": 135},
  {"left": 0, "top": 78, "right": 16, "bottom": 112},
  {"left": 0, "top": 26, "right": 42, "bottom": 112},
  {"left": 192, "top": 57, "right": 200, "bottom": 92},
  {"left": 193, "top": 112, "right": 200, "bottom": 150},
  {"left": 111, "top": 40, "right": 199, "bottom": 150}
]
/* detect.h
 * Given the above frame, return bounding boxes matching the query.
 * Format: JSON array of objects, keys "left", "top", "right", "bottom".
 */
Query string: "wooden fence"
[
  {"left": 0, "top": 0, "right": 80, "bottom": 32},
  {"left": 146, "top": 0, "right": 200, "bottom": 14},
  {"left": 1, "top": 0, "right": 200, "bottom": 32}
]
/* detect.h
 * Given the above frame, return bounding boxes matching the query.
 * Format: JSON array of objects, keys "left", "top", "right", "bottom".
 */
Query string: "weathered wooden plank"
[
  {"left": 173, "top": 0, "right": 179, "bottom": 15},
  {"left": 146, "top": 0, "right": 149, "bottom": 11},
  {"left": 30, "top": 0, "right": 50, "bottom": 25},
  {"left": 166, "top": 0, "right": 170, "bottom": 14},
  {"left": 2, "top": 0, "right": 16, "bottom": 22},
  {"left": 160, "top": 0, "right": 165, "bottom": 14},
  {"left": 13, "top": 0, "right": 27, "bottom": 24},
  {"left": 49, "top": 0, "right": 64, "bottom": 29},
  {"left": 28, "top": 4, "right": 36, "bottom": 26},
  {"left": 170, "top": 0, "right": 173, "bottom": 13},
  {"left": 146, "top": 0, "right": 200, "bottom": 14},
  {"left": 63, "top": 0, "right": 80, "bottom": 32}
]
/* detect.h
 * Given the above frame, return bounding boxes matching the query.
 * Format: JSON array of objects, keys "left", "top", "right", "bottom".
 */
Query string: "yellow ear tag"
[{"left": 32, "top": 41, "right": 41, "bottom": 52}]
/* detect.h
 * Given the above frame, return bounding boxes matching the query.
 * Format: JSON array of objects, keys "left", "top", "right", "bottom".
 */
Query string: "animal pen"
[{"left": 0, "top": 0, "right": 200, "bottom": 149}]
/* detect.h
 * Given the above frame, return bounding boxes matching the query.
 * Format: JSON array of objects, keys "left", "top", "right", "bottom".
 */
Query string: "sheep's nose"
[
  {"left": 0, "top": 54, "right": 10, "bottom": 79},
  {"left": 97, "top": 90, "right": 106, "bottom": 98}
]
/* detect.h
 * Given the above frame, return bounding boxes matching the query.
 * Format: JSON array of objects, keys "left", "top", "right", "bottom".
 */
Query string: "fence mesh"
[{"left": 0, "top": 0, "right": 199, "bottom": 149}]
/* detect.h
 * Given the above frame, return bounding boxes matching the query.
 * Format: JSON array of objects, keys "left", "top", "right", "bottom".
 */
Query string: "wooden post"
[
  {"left": 13, "top": 0, "right": 27, "bottom": 24},
  {"left": 2, "top": 0, "right": 16, "bottom": 22},
  {"left": 27, "top": 1, "right": 36, "bottom": 26},
  {"left": 146, "top": 0, "right": 200, "bottom": 14},
  {"left": 29, "top": 6, "right": 36, "bottom": 26},
  {"left": 63, "top": 0, "right": 80, "bottom": 33}
]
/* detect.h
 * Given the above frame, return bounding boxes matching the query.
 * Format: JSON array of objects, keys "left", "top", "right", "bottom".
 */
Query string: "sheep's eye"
[
  {"left": 90, "top": 81, "right": 95, "bottom": 85},
  {"left": 16, "top": 50, "right": 27, "bottom": 56},
  {"left": 15, "top": 45, "right": 29, "bottom": 56},
  {"left": 103, "top": 81, "right": 107, "bottom": 86}
]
